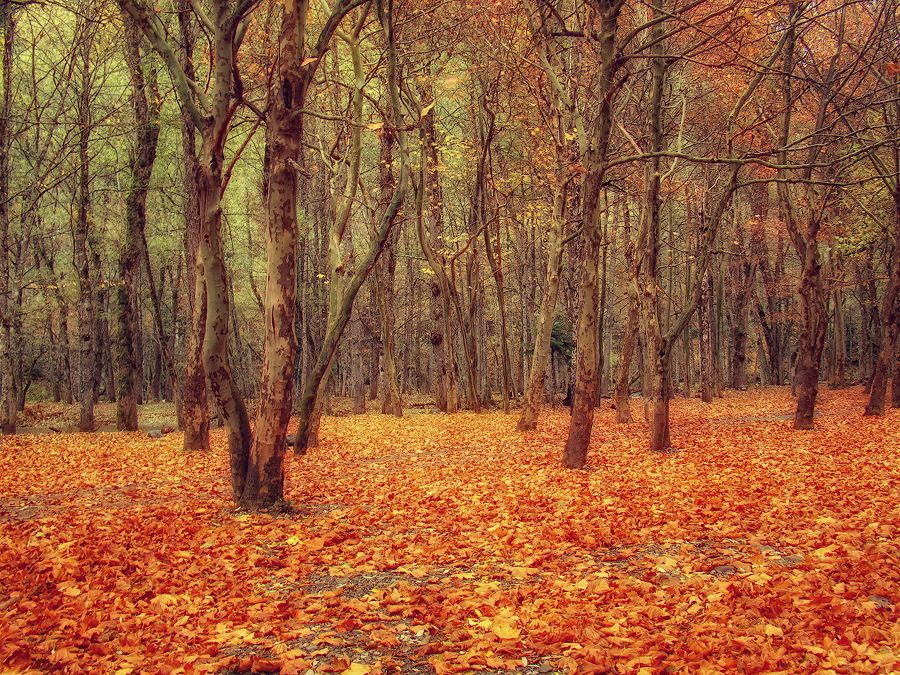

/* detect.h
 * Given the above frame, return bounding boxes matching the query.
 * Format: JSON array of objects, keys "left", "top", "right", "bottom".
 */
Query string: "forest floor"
[{"left": 1, "top": 385, "right": 899, "bottom": 675}]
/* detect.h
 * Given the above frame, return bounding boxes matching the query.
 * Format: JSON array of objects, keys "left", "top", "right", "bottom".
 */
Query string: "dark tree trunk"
[
  {"left": 0, "top": 6, "right": 14, "bottom": 433},
  {"left": 116, "top": 15, "right": 160, "bottom": 431},
  {"left": 75, "top": 22, "right": 97, "bottom": 433}
]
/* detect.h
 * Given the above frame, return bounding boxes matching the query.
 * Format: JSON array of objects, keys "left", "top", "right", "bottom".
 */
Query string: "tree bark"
[
  {"left": 0, "top": 6, "right": 14, "bottom": 433},
  {"left": 865, "top": 192, "right": 900, "bottom": 415},
  {"left": 116, "top": 15, "right": 161, "bottom": 431},
  {"left": 562, "top": 0, "right": 626, "bottom": 469},
  {"left": 75, "top": 20, "right": 97, "bottom": 433},
  {"left": 729, "top": 225, "right": 755, "bottom": 391},
  {"left": 178, "top": 0, "right": 209, "bottom": 450}
]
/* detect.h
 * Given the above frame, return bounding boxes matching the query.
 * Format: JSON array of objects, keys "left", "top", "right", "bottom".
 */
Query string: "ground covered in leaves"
[{"left": 1, "top": 386, "right": 899, "bottom": 674}]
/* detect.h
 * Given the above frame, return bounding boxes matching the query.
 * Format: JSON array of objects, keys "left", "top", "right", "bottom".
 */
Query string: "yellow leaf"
[
  {"left": 342, "top": 663, "right": 371, "bottom": 675},
  {"left": 491, "top": 618, "right": 521, "bottom": 640},
  {"left": 420, "top": 101, "right": 436, "bottom": 119}
]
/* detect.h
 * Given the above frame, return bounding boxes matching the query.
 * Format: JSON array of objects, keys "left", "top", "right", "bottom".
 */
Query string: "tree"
[
  {"left": 119, "top": 0, "right": 259, "bottom": 497},
  {"left": 240, "top": 0, "right": 370, "bottom": 508},
  {"left": 775, "top": 1, "right": 870, "bottom": 429},
  {"left": 562, "top": 0, "right": 627, "bottom": 469},
  {"left": 517, "top": 0, "right": 582, "bottom": 432},
  {"left": 73, "top": 9, "right": 100, "bottom": 433},
  {"left": 179, "top": 0, "right": 210, "bottom": 451},
  {"left": 115, "top": 13, "right": 161, "bottom": 431},
  {"left": 294, "top": 0, "right": 410, "bottom": 456},
  {"left": 0, "top": 1, "right": 15, "bottom": 433}
]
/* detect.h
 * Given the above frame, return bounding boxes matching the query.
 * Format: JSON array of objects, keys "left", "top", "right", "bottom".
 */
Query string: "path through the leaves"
[{"left": 1, "top": 386, "right": 899, "bottom": 674}]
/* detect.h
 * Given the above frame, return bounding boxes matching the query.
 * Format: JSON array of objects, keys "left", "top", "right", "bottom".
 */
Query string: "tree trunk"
[
  {"left": 295, "top": 2, "right": 408, "bottom": 454},
  {"left": 485, "top": 216, "right": 512, "bottom": 414},
  {"left": 518, "top": 205, "right": 565, "bottom": 429},
  {"left": 178, "top": 0, "right": 209, "bottom": 449},
  {"left": 418, "top": 91, "right": 458, "bottom": 413},
  {"left": 865, "top": 192, "right": 900, "bottom": 415},
  {"left": 639, "top": 13, "right": 668, "bottom": 453},
  {"left": 349, "top": 299, "right": 366, "bottom": 414},
  {"left": 376, "top": 110, "right": 402, "bottom": 417},
  {"left": 377, "top": 258, "right": 402, "bottom": 416},
  {"left": 729, "top": 225, "right": 755, "bottom": 391},
  {"left": 700, "top": 266, "right": 714, "bottom": 403},
  {"left": 562, "top": 0, "right": 625, "bottom": 469},
  {"left": 242, "top": 31, "right": 303, "bottom": 506},
  {"left": 75, "top": 23, "right": 97, "bottom": 433},
  {"left": 0, "top": 7, "right": 14, "bottom": 433},
  {"left": 116, "top": 15, "right": 160, "bottom": 431}
]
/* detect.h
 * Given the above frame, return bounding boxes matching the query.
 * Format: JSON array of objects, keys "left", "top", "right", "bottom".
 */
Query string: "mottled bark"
[
  {"left": 178, "top": 0, "right": 209, "bottom": 450},
  {"left": 376, "top": 108, "right": 402, "bottom": 418},
  {"left": 418, "top": 89, "right": 458, "bottom": 413},
  {"left": 562, "top": 0, "right": 625, "bottom": 469},
  {"left": 116, "top": 15, "right": 160, "bottom": 431}
]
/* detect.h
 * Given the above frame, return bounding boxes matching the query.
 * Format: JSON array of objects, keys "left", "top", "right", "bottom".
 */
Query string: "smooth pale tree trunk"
[
  {"left": 295, "top": 167, "right": 408, "bottom": 453},
  {"left": 518, "top": 186, "right": 565, "bottom": 430},
  {"left": 562, "top": 0, "right": 626, "bottom": 469},
  {"left": 614, "top": 203, "right": 639, "bottom": 423},
  {"left": 116, "top": 16, "right": 160, "bottom": 431},
  {"left": 295, "top": 1, "right": 408, "bottom": 455}
]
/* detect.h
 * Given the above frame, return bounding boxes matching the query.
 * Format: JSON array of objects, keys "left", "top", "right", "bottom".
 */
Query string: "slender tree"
[{"left": 116, "top": 13, "right": 161, "bottom": 431}]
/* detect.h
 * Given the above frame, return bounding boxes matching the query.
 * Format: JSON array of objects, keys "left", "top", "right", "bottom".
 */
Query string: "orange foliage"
[{"left": 1, "top": 386, "right": 899, "bottom": 674}]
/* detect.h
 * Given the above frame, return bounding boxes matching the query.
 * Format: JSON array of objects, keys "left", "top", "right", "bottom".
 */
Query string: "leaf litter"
[{"left": 1, "top": 385, "right": 899, "bottom": 674}]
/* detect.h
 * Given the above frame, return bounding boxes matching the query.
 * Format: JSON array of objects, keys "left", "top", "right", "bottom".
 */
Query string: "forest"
[
  {"left": 3, "top": 1, "right": 900, "bottom": 672},
  {"left": 0, "top": 0, "right": 899, "bottom": 509}
]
